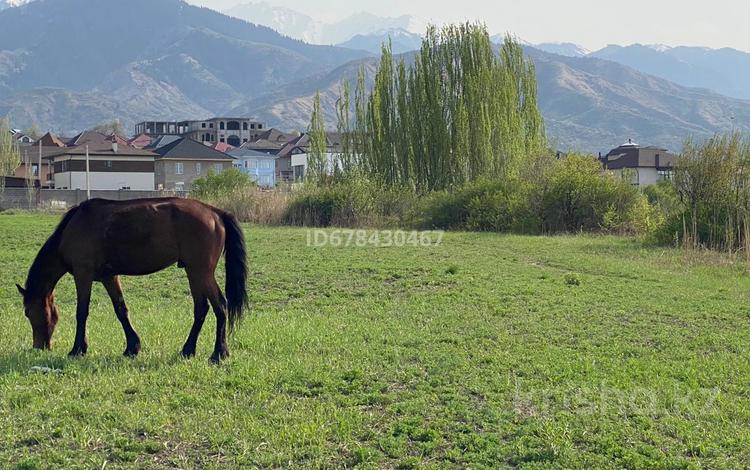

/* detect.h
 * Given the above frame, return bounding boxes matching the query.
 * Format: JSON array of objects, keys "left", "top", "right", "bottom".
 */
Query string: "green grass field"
[{"left": 2, "top": 213, "right": 750, "bottom": 468}]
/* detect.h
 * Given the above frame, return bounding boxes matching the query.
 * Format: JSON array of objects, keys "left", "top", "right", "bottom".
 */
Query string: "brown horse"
[{"left": 15, "top": 198, "right": 248, "bottom": 362}]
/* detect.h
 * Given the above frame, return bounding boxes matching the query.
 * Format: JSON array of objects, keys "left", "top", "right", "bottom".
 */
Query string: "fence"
[{"left": 0, "top": 188, "right": 189, "bottom": 211}]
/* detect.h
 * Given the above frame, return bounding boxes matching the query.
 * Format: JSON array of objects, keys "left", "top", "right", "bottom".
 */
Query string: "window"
[
  {"left": 175, "top": 182, "right": 184, "bottom": 191},
  {"left": 176, "top": 162, "right": 184, "bottom": 175},
  {"left": 227, "top": 121, "right": 240, "bottom": 131},
  {"left": 227, "top": 135, "right": 241, "bottom": 147},
  {"left": 201, "top": 122, "right": 206, "bottom": 128},
  {"left": 258, "top": 124, "right": 263, "bottom": 129},
  {"left": 209, "top": 123, "right": 214, "bottom": 129},
  {"left": 243, "top": 138, "right": 248, "bottom": 143},
  {"left": 196, "top": 162, "right": 202, "bottom": 175},
  {"left": 250, "top": 123, "right": 256, "bottom": 130},
  {"left": 220, "top": 122, "right": 225, "bottom": 130},
  {"left": 658, "top": 169, "right": 673, "bottom": 181},
  {"left": 243, "top": 122, "right": 248, "bottom": 131},
  {"left": 220, "top": 138, "right": 225, "bottom": 143},
  {"left": 214, "top": 163, "right": 223, "bottom": 173},
  {"left": 247, "top": 159, "right": 257, "bottom": 169},
  {"left": 105, "top": 160, "right": 113, "bottom": 168},
  {"left": 260, "top": 160, "right": 272, "bottom": 170},
  {"left": 32, "top": 164, "right": 39, "bottom": 177}
]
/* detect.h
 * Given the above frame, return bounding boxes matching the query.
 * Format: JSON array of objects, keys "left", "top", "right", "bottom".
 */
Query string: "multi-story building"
[
  {"left": 134, "top": 118, "right": 266, "bottom": 147},
  {"left": 600, "top": 139, "right": 676, "bottom": 186}
]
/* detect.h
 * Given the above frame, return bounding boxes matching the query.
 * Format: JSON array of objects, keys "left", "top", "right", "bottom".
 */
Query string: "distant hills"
[
  {"left": 224, "top": 2, "right": 425, "bottom": 46},
  {"left": 532, "top": 42, "right": 591, "bottom": 58},
  {"left": 0, "top": 0, "right": 747, "bottom": 153},
  {"left": 336, "top": 29, "right": 423, "bottom": 55},
  {"left": 0, "top": 0, "right": 367, "bottom": 132},
  {"left": 589, "top": 44, "right": 750, "bottom": 100}
]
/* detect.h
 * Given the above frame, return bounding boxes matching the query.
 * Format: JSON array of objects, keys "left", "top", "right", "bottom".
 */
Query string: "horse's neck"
[{"left": 28, "top": 245, "right": 66, "bottom": 299}]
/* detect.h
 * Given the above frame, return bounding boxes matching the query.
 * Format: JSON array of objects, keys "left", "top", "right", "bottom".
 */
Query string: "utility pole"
[
  {"left": 730, "top": 115, "right": 736, "bottom": 134},
  {"left": 85, "top": 144, "right": 90, "bottom": 200}
]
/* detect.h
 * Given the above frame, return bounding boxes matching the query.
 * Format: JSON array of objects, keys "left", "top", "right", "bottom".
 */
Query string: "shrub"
[
  {"left": 191, "top": 168, "right": 255, "bottom": 200},
  {"left": 193, "top": 185, "right": 290, "bottom": 225},
  {"left": 541, "top": 155, "right": 640, "bottom": 233},
  {"left": 420, "top": 179, "right": 540, "bottom": 232},
  {"left": 189, "top": 168, "right": 289, "bottom": 224}
]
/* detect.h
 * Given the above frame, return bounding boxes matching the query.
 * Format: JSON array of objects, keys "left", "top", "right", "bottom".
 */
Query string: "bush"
[
  {"left": 420, "top": 179, "right": 539, "bottom": 232},
  {"left": 420, "top": 155, "right": 653, "bottom": 235},
  {"left": 541, "top": 155, "right": 640, "bottom": 233},
  {"left": 205, "top": 186, "right": 290, "bottom": 225},
  {"left": 190, "top": 168, "right": 289, "bottom": 224},
  {"left": 191, "top": 168, "right": 255, "bottom": 200}
]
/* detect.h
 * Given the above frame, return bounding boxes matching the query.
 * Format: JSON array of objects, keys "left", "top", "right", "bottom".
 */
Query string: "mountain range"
[
  {"left": 224, "top": 2, "right": 426, "bottom": 46},
  {"left": 0, "top": 0, "right": 747, "bottom": 153}
]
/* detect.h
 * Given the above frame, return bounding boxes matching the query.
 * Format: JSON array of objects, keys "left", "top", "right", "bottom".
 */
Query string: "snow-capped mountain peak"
[{"left": 645, "top": 43, "right": 672, "bottom": 52}]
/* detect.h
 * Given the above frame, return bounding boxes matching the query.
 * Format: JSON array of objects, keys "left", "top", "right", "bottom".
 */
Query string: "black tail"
[{"left": 221, "top": 212, "right": 248, "bottom": 333}]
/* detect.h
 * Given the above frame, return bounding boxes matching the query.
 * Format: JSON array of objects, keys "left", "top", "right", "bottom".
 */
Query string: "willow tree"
[{"left": 351, "top": 23, "right": 546, "bottom": 192}]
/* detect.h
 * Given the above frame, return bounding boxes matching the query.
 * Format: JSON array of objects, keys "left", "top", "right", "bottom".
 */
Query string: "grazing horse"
[{"left": 15, "top": 198, "right": 248, "bottom": 362}]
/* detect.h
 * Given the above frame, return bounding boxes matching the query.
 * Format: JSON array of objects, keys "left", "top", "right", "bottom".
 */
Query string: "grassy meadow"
[{"left": 1, "top": 213, "right": 750, "bottom": 468}]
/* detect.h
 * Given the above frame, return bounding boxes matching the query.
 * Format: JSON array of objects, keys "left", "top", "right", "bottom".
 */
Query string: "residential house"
[
  {"left": 152, "top": 138, "right": 236, "bottom": 191},
  {"left": 229, "top": 145, "right": 277, "bottom": 187},
  {"left": 134, "top": 118, "right": 266, "bottom": 147},
  {"left": 147, "top": 135, "right": 181, "bottom": 149},
  {"left": 212, "top": 142, "right": 236, "bottom": 153},
  {"left": 44, "top": 136, "right": 157, "bottom": 190},
  {"left": 600, "top": 139, "right": 676, "bottom": 186},
  {"left": 243, "top": 128, "right": 296, "bottom": 153},
  {"left": 10, "top": 129, "right": 35, "bottom": 146},
  {"left": 14, "top": 132, "right": 72, "bottom": 187},
  {"left": 278, "top": 133, "right": 344, "bottom": 182},
  {"left": 128, "top": 133, "right": 153, "bottom": 149}
]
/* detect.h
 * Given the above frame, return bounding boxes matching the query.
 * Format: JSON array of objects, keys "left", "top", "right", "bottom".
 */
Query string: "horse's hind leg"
[
  {"left": 181, "top": 271, "right": 210, "bottom": 358},
  {"left": 103, "top": 276, "right": 141, "bottom": 357},
  {"left": 206, "top": 278, "right": 229, "bottom": 363}
]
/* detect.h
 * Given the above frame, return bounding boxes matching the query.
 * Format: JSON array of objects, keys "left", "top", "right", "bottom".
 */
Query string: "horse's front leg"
[{"left": 69, "top": 274, "right": 93, "bottom": 357}]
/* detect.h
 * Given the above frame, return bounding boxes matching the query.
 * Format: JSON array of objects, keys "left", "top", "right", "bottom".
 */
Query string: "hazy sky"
[{"left": 187, "top": 0, "right": 750, "bottom": 52}]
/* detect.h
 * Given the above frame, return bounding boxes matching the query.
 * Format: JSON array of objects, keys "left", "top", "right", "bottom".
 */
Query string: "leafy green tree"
[
  {"left": 351, "top": 23, "right": 546, "bottom": 192},
  {"left": 0, "top": 118, "right": 21, "bottom": 197},
  {"left": 92, "top": 119, "right": 125, "bottom": 136}
]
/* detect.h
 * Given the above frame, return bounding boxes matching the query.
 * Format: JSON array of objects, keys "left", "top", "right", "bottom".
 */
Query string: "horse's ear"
[{"left": 16, "top": 284, "right": 26, "bottom": 297}]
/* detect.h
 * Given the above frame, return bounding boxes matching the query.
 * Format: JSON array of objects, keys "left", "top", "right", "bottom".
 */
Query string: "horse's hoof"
[
  {"left": 181, "top": 348, "right": 196, "bottom": 358},
  {"left": 209, "top": 350, "right": 229, "bottom": 364},
  {"left": 68, "top": 349, "right": 86, "bottom": 357},
  {"left": 123, "top": 348, "right": 140, "bottom": 358}
]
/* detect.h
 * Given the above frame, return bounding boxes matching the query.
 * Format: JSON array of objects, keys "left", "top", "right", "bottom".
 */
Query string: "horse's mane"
[{"left": 24, "top": 205, "right": 79, "bottom": 297}]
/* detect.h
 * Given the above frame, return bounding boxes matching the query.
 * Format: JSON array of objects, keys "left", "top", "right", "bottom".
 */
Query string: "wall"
[
  {"left": 611, "top": 167, "right": 665, "bottom": 186},
  {"left": 54, "top": 172, "right": 155, "bottom": 191},
  {"left": 0, "top": 188, "right": 187, "bottom": 211}
]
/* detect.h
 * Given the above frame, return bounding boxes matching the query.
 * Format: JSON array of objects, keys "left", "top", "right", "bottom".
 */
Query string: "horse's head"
[{"left": 16, "top": 284, "right": 59, "bottom": 350}]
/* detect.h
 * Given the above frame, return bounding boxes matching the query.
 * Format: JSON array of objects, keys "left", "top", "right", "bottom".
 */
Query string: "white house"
[
  {"left": 600, "top": 140, "right": 676, "bottom": 186},
  {"left": 45, "top": 141, "right": 156, "bottom": 190}
]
